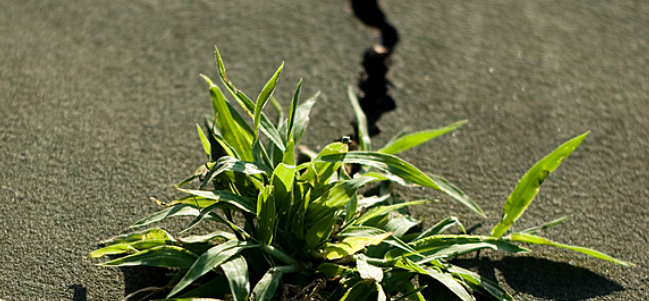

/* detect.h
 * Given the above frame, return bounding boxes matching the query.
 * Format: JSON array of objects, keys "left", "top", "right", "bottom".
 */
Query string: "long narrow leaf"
[
  {"left": 508, "top": 232, "right": 633, "bottom": 266},
  {"left": 256, "top": 186, "right": 276, "bottom": 245},
  {"left": 490, "top": 132, "right": 589, "bottom": 238},
  {"left": 521, "top": 215, "right": 572, "bottom": 234},
  {"left": 396, "top": 258, "right": 474, "bottom": 301},
  {"left": 354, "top": 200, "right": 429, "bottom": 226},
  {"left": 100, "top": 246, "right": 197, "bottom": 269},
  {"left": 292, "top": 92, "right": 319, "bottom": 146},
  {"left": 168, "top": 240, "right": 259, "bottom": 297},
  {"left": 221, "top": 255, "right": 250, "bottom": 301},
  {"left": 177, "top": 188, "right": 256, "bottom": 213},
  {"left": 386, "top": 235, "right": 528, "bottom": 259},
  {"left": 131, "top": 204, "right": 200, "bottom": 228},
  {"left": 348, "top": 86, "right": 371, "bottom": 151},
  {"left": 377, "top": 120, "right": 467, "bottom": 155},
  {"left": 254, "top": 63, "right": 284, "bottom": 140},
  {"left": 317, "top": 152, "right": 485, "bottom": 217}
]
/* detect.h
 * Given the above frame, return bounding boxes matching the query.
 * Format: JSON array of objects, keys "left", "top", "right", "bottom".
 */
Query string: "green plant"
[{"left": 92, "top": 47, "right": 632, "bottom": 301}]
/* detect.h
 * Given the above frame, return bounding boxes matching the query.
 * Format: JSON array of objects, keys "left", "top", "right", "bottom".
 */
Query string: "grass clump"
[{"left": 92, "top": 47, "right": 632, "bottom": 301}]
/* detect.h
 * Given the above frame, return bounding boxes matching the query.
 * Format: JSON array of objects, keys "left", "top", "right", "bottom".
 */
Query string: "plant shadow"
[
  {"left": 68, "top": 284, "right": 89, "bottom": 301},
  {"left": 421, "top": 256, "right": 624, "bottom": 301},
  {"left": 119, "top": 266, "right": 170, "bottom": 300}
]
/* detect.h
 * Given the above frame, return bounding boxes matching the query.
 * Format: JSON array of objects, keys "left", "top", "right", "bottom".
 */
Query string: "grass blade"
[
  {"left": 168, "top": 240, "right": 259, "bottom": 297},
  {"left": 221, "top": 255, "right": 250, "bottom": 301},
  {"left": 414, "top": 216, "right": 466, "bottom": 241},
  {"left": 386, "top": 235, "right": 528, "bottom": 259},
  {"left": 446, "top": 264, "right": 514, "bottom": 301},
  {"left": 508, "top": 232, "right": 633, "bottom": 266},
  {"left": 100, "top": 246, "right": 197, "bottom": 269},
  {"left": 521, "top": 215, "right": 572, "bottom": 234},
  {"left": 396, "top": 258, "right": 474, "bottom": 301},
  {"left": 196, "top": 124, "right": 211, "bottom": 158},
  {"left": 131, "top": 204, "right": 200, "bottom": 228},
  {"left": 490, "top": 132, "right": 589, "bottom": 238},
  {"left": 292, "top": 92, "right": 319, "bottom": 146},
  {"left": 254, "top": 63, "right": 284, "bottom": 140},
  {"left": 318, "top": 152, "right": 485, "bottom": 217},
  {"left": 377, "top": 120, "right": 467, "bottom": 155},
  {"left": 251, "top": 267, "right": 286, "bottom": 301},
  {"left": 177, "top": 188, "right": 256, "bottom": 213},
  {"left": 354, "top": 200, "right": 429, "bottom": 226},
  {"left": 256, "top": 186, "right": 276, "bottom": 245},
  {"left": 348, "top": 86, "right": 371, "bottom": 151}
]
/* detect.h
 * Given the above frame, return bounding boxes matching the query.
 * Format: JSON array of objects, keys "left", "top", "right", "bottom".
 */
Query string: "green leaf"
[
  {"left": 356, "top": 255, "right": 384, "bottom": 282},
  {"left": 305, "top": 177, "right": 376, "bottom": 225},
  {"left": 306, "top": 212, "right": 337, "bottom": 250},
  {"left": 339, "top": 226, "right": 420, "bottom": 257},
  {"left": 386, "top": 235, "right": 528, "bottom": 260},
  {"left": 254, "top": 63, "right": 284, "bottom": 140},
  {"left": 339, "top": 280, "right": 376, "bottom": 301},
  {"left": 179, "top": 231, "right": 236, "bottom": 244},
  {"left": 490, "top": 132, "right": 589, "bottom": 238},
  {"left": 178, "top": 188, "right": 256, "bottom": 213},
  {"left": 271, "top": 163, "right": 295, "bottom": 217},
  {"left": 317, "top": 152, "right": 485, "bottom": 217},
  {"left": 324, "top": 232, "right": 392, "bottom": 260},
  {"left": 508, "top": 232, "right": 633, "bottom": 266},
  {"left": 345, "top": 192, "right": 359, "bottom": 224},
  {"left": 168, "top": 240, "right": 259, "bottom": 297},
  {"left": 196, "top": 124, "right": 212, "bottom": 158},
  {"left": 354, "top": 200, "right": 429, "bottom": 226},
  {"left": 286, "top": 80, "right": 302, "bottom": 138},
  {"left": 152, "top": 297, "right": 223, "bottom": 301},
  {"left": 414, "top": 216, "right": 466, "bottom": 241},
  {"left": 100, "top": 246, "right": 197, "bottom": 269},
  {"left": 299, "top": 142, "right": 349, "bottom": 185},
  {"left": 99, "top": 228, "right": 174, "bottom": 246},
  {"left": 131, "top": 204, "right": 200, "bottom": 228},
  {"left": 292, "top": 92, "right": 319, "bottom": 146},
  {"left": 384, "top": 214, "right": 421, "bottom": 239},
  {"left": 251, "top": 267, "right": 285, "bottom": 301},
  {"left": 377, "top": 120, "right": 467, "bottom": 155},
  {"left": 521, "top": 215, "right": 572, "bottom": 234},
  {"left": 256, "top": 186, "right": 276, "bottom": 245},
  {"left": 396, "top": 258, "right": 474, "bottom": 301},
  {"left": 221, "top": 255, "right": 250, "bottom": 301},
  {"left": 202, "top": 75, "right": 254, "bottom": 161},
  {"left": 348, "top": 86, "right": 371, "bottom": 151},
  {"left": 90, "top": 244, "right": 138, "bottom": 258},
  {"left": 445, "top": 264, "right": 514, "bottom": 301},
  {"left": 317, "top": 263, "right": 354, "bottom": 279}
]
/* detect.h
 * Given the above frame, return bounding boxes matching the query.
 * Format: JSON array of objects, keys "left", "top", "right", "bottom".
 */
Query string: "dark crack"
[{"left": 350, "top": 0, "right": 399, "bottom": 137}]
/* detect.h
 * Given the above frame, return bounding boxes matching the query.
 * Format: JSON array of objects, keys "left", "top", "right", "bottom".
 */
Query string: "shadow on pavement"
[
  {"left": 421, "top": 256, "right": 624, "bottom": 301},
  {"left": 68, "top": 284, "right": 88, "bottom": 301}
]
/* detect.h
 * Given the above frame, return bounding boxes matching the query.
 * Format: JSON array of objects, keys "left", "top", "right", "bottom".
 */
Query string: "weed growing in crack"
[{"left": 92, "top": 47, "right": 632, "bottom": 301}]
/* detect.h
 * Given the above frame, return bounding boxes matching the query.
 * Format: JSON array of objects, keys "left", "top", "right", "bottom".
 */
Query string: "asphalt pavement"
[{"left": 1, "top": 1, "right": 647, "bottom": 300}]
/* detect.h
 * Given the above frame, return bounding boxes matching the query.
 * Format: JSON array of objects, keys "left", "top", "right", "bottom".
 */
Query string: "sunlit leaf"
[
  {"left": 378, "top": 120, "right": 467, "bottom": 155},
  {"left": 490, "top": 132, "right": 589, "bottom": 238},
  {"left": 100, "top": 246, "right": 197, "bottom": 269},
  {"left": 221, "top": 255, "right": 250, "bottom": 301},
  {"left": 508, "top": 232, "right": 633, "bottom": 266},
  {"left": 317, "top": 152, "right": 485, "bottom": 217},
  {"left": 168, "top": 240, "right": 259, "bottom": 297}
]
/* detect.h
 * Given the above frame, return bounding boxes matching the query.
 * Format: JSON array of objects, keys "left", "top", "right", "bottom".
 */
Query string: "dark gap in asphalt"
[{"left": 350, "top": 0, "right": 399, "bottom": 139}]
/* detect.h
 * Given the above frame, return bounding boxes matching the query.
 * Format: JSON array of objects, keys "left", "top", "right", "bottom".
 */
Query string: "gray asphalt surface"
[{"left": 1, "top": 1, "right": 647, "bottom": 300}]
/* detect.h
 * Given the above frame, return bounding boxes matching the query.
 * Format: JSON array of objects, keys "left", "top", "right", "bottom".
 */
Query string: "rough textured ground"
[{"left": 1, "top": 1, "right": 647, "bottom": 300}]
